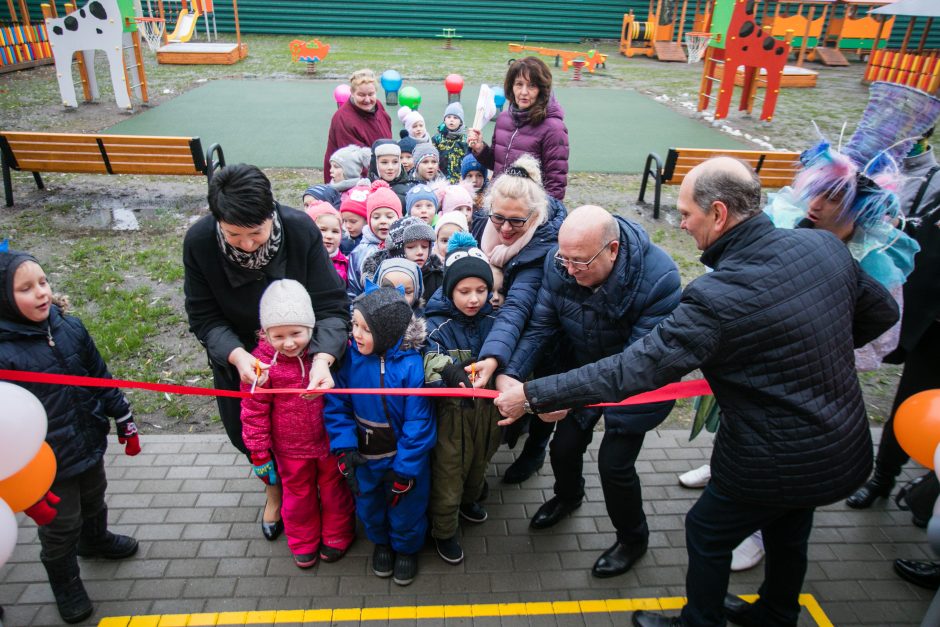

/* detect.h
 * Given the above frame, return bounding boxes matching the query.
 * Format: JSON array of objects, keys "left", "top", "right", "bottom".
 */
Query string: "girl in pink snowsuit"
[{"left": 241, "top": 279, "right": 355, "bottom": 568}]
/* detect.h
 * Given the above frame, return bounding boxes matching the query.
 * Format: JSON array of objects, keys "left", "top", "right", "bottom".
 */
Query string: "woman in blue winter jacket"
[{"left": 467, "top": 153, "right": 566, "bottom": 484}]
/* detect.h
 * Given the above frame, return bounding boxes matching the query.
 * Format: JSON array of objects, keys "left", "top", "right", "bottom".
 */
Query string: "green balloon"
[{"left": 399, "top": 86, "right": 422, "bottom": 110}]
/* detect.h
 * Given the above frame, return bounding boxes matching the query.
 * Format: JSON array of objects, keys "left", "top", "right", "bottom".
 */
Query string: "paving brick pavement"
[{"left": 1, "top": 430, "right": 935, "bottom": 626}]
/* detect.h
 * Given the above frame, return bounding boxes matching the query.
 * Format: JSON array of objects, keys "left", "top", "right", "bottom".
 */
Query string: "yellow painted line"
[
  {"left": 331, "top": 608, "right": 361, "bottom": 622},
  {"left": 361, "top": 607, "right": 390, "bottom": 621},
  {"left": 99, "top": 594, "right": 834, "bottom": 626},
  {"left": 801, "top": 593, "right": 835, "bottom": 627},
  {"left": 387, "top": 606, "right": 417, "bottom": 620},
  {"left": 444, "top": 605, "right": 473, "bottom": 618},
  {"left": 303, "top": 609, "right": 333, "bottom": 623}
]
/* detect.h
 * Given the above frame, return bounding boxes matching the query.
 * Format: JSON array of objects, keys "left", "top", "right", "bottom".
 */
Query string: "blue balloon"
[
  {"left": 493, "top": 86, "right": 506, "bottom": 108},
  {"left": 381, "top": 70, "right": 403, "bottom": 93}
]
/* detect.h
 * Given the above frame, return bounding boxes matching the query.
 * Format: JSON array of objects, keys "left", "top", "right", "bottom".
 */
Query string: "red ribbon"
[{"left": 0, "top": 369, "right": 712, "bottom": 407}]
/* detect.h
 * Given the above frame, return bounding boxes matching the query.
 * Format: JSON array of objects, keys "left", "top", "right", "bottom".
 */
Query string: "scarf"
[
  {"left": 215, "top": 209, "right": 283, "bottom": 270},
  {"left": 480, "top": 217, "right": 539, "bottom": 270}
]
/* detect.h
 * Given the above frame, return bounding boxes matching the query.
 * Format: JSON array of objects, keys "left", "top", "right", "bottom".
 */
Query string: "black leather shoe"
[
  {"left": 261, "top": 519, "right": 284, "bottom": 541},
  {"left": 503, "top": 450, "right": 546, "bottom": 484},
  {"left": 592, "top": 540, "right": 648, "bottom": 578},
  {"left": 894, "top": 559, "right": 940, "bottom": 590},
  {"left": 530, "top": 496, "right": 582, "bottom": 529},
  {"left": 723, "top": 594, "right": 759, "bottom": 626},
  {"left": 846, "top": 476, "right": 894, "bottom": 509},
  {"left": 631, "top": 610, "right": 683, "bottom": 626}
]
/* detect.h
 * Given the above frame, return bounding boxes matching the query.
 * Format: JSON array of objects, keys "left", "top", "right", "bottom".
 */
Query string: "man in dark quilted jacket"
[{"left": 495, "top": 156, "right": 899, "bottom": 627}]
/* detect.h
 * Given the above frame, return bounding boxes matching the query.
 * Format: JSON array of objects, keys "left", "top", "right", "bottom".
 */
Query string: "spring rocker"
[
  {"left": 865, "top": 0, "right": 940, "bottom": 95},
  {"left": 289, "top": 38, "right": 329, "bottom": 73},
  {"left": 698, "top": 0, "right": 792, "bottom": 122},
  {"left": 42, "top": 0, "right": 148, "bottom": 110},
  {"left": 621, "top": 0, "right": 692, "bottom": 61}
]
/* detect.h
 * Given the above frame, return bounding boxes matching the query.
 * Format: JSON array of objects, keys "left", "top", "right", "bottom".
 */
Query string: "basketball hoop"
[
  {"left": 685, "top": 31, "right": 713, "bottom": 64},
  {"left": 134, "top": 16, "right": 166, "bottom": 52},
  {"left": 133, "top": 0, "right": 166, "bottom": 52}
]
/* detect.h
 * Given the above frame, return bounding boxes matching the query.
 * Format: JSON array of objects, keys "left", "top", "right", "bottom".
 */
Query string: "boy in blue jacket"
[{"left": 324, "top": 282, "right": 435, "bottom": 586}]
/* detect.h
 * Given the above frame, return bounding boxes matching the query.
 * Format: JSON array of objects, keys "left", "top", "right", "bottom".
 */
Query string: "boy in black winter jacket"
[
  {"left": 0, "top": 252, "right": 140, "bottom": 624},
  {"left": 423, "top": 233, "right": 501, "bottom": 565}
]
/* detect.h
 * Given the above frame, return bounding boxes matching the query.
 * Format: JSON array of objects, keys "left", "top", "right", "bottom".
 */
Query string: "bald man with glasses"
[{"left": 498, "top": 205, "right": 681, "bottom": 578}]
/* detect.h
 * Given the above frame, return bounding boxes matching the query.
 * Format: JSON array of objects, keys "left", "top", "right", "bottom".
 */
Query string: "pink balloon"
[{"left": 333, "top": 84, "right": 351, "bottom": 106}]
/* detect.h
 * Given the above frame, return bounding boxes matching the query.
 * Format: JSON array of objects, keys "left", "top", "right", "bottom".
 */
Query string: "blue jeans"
[{"left": 681, "top": 484, "right": 814, "bottom": 627}]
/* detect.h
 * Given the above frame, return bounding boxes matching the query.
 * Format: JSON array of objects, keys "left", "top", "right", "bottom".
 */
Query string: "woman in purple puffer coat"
[{"left": 467, "top": 57, "right": 570, "bottom": 201}]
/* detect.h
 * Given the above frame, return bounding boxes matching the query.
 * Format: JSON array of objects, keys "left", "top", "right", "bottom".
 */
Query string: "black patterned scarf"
[{"left": 215, "top": 209, "right": 283, "bottom": 270}]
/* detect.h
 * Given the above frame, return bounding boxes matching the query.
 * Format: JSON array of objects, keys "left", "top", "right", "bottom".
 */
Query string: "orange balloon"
[
  {"left": 0, "top": 442, "right": 56, "bottom": 512},
  {"left": 895, "top": 390, "right": 940, "bottom": 470}
]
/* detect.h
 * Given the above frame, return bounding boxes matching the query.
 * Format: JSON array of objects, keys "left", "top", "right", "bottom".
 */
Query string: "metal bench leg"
[
  {"left": 2, "top": 160, "right": 11, "bottom": 207},
  {"left": 33, "top": 171, "right": 44, "bottom": 191}
]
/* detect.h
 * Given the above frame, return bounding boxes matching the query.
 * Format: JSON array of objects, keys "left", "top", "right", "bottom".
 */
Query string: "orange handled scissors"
[{"left": 250, "top": 359, "right": 261, "bottom": 394}]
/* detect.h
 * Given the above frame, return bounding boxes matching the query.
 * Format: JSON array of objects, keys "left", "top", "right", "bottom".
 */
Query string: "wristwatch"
[{"left": 522, "top": 399, "right": 533, "bottom": 414}]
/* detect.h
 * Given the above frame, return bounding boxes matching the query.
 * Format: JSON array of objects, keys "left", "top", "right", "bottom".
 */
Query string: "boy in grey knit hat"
[{"left": 411, "top": 143, "right": 444, "bottom": 185}]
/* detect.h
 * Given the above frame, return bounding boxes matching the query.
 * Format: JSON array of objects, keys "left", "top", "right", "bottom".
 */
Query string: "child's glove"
[
  {"left": 250, "top": 452, "right": 278, "bottom": 486},
  {"left": 383, "top": 470, "right": 415, "bottom": 507},
  {"left": 115, "top": 413, "right": 141, "bottom": 456},
  {"left": 335, "top": 448, "right": 366, "bottom": 496},
  {"left": 441, "top": 362, "right": 472, "bottom": 389},
  {"left": 24, "top": 490, "right": 60, "bottom": 526}
]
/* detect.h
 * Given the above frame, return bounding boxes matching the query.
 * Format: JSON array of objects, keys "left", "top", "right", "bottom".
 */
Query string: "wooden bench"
[
  {"left": 0, "top": 131, "right": 226, "bottom": 207},
  {"left": 638, "top": 147, "right": 802, "bottom": 218}
]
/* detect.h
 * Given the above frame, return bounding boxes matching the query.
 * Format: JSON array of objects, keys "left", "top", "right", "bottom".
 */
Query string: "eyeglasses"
[
  {"left": 554, "top": 240, "right": 616, "bottom": 271},
  {"left": 488, "top": 210, "right": 535, "bottom": 229}
]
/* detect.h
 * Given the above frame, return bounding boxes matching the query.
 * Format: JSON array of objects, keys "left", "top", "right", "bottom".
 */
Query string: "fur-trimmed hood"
[{"left": 399, "top": 315, "right": 426, "bottom": 352}]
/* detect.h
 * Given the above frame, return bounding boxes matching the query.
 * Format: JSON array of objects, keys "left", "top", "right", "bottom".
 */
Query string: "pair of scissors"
[{"left": 250, "top": 359, "right": 262, "bottom": 394}]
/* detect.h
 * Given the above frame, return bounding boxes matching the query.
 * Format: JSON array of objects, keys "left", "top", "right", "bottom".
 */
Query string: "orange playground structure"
[
  {"left": 507, "top": 43, "right": 606, "bottom": 72},
  {"left": 621, "top": 0, "right": 693, "bottom": 62},
  {"left": 155, "top": 0, "right": 246, "bottom": 65},
  {"left": 864, "top": 1, "right": 940, "bottom": 94},
  {"left": 698, "top": 0, "right": 792, "bottom": 122}
]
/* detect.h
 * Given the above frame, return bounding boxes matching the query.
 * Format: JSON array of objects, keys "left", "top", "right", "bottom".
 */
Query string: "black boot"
[
  {"left": 76, "top": 510, "right": 138, "bottom": 559},
  {"left": 41, "top": 553, "right": 93, "bottom": 624},
  {"left": 846, "top": 472, "right": 895, "bottom": 509}
]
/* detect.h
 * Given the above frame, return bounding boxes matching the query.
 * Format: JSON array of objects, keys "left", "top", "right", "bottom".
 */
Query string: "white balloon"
[
  {"left": 0, "top": 382, "right": 48, "bottom": 480},
  {"left": 0, "top": 498, "right": 17, "bottom": 568}
]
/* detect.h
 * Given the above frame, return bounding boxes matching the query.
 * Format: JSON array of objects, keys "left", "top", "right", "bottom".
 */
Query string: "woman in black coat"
[{"left": 183, "top": 164, "right": 350, "bottom": 540}]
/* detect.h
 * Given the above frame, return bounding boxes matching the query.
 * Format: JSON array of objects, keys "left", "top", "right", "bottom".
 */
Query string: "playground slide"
[{"left": 167, "top": 10, "right": 200, "bottom": 44}]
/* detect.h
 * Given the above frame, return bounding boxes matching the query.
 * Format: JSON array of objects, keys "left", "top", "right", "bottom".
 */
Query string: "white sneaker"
[
  {"left": 731, "top": 532, "right": 765, "bottom": 572},
  {"left": 678, "top": 464, "right": 711, "bottom": 489}
]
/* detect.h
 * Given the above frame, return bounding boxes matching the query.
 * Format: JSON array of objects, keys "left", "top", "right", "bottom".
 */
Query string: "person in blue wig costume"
[
  {"left": 765, "top": 139, "right": 920, "bottom": 371},
  {"left": 323, "top": 281, "right": 435, "bottom": 587}
]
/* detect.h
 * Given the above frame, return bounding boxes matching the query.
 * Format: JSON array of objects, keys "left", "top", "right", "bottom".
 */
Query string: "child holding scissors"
[
  {"left": 241, "top": 280, "right": 355, "bottom": 569},
  {"left": 422, "top": 233, "right": 502, "bottom": 565}
]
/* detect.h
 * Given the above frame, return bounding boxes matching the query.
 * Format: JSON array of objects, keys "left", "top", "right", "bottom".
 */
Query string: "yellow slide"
[{"left": 166, "top": 8, "right": 201, "bottom": 44}]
